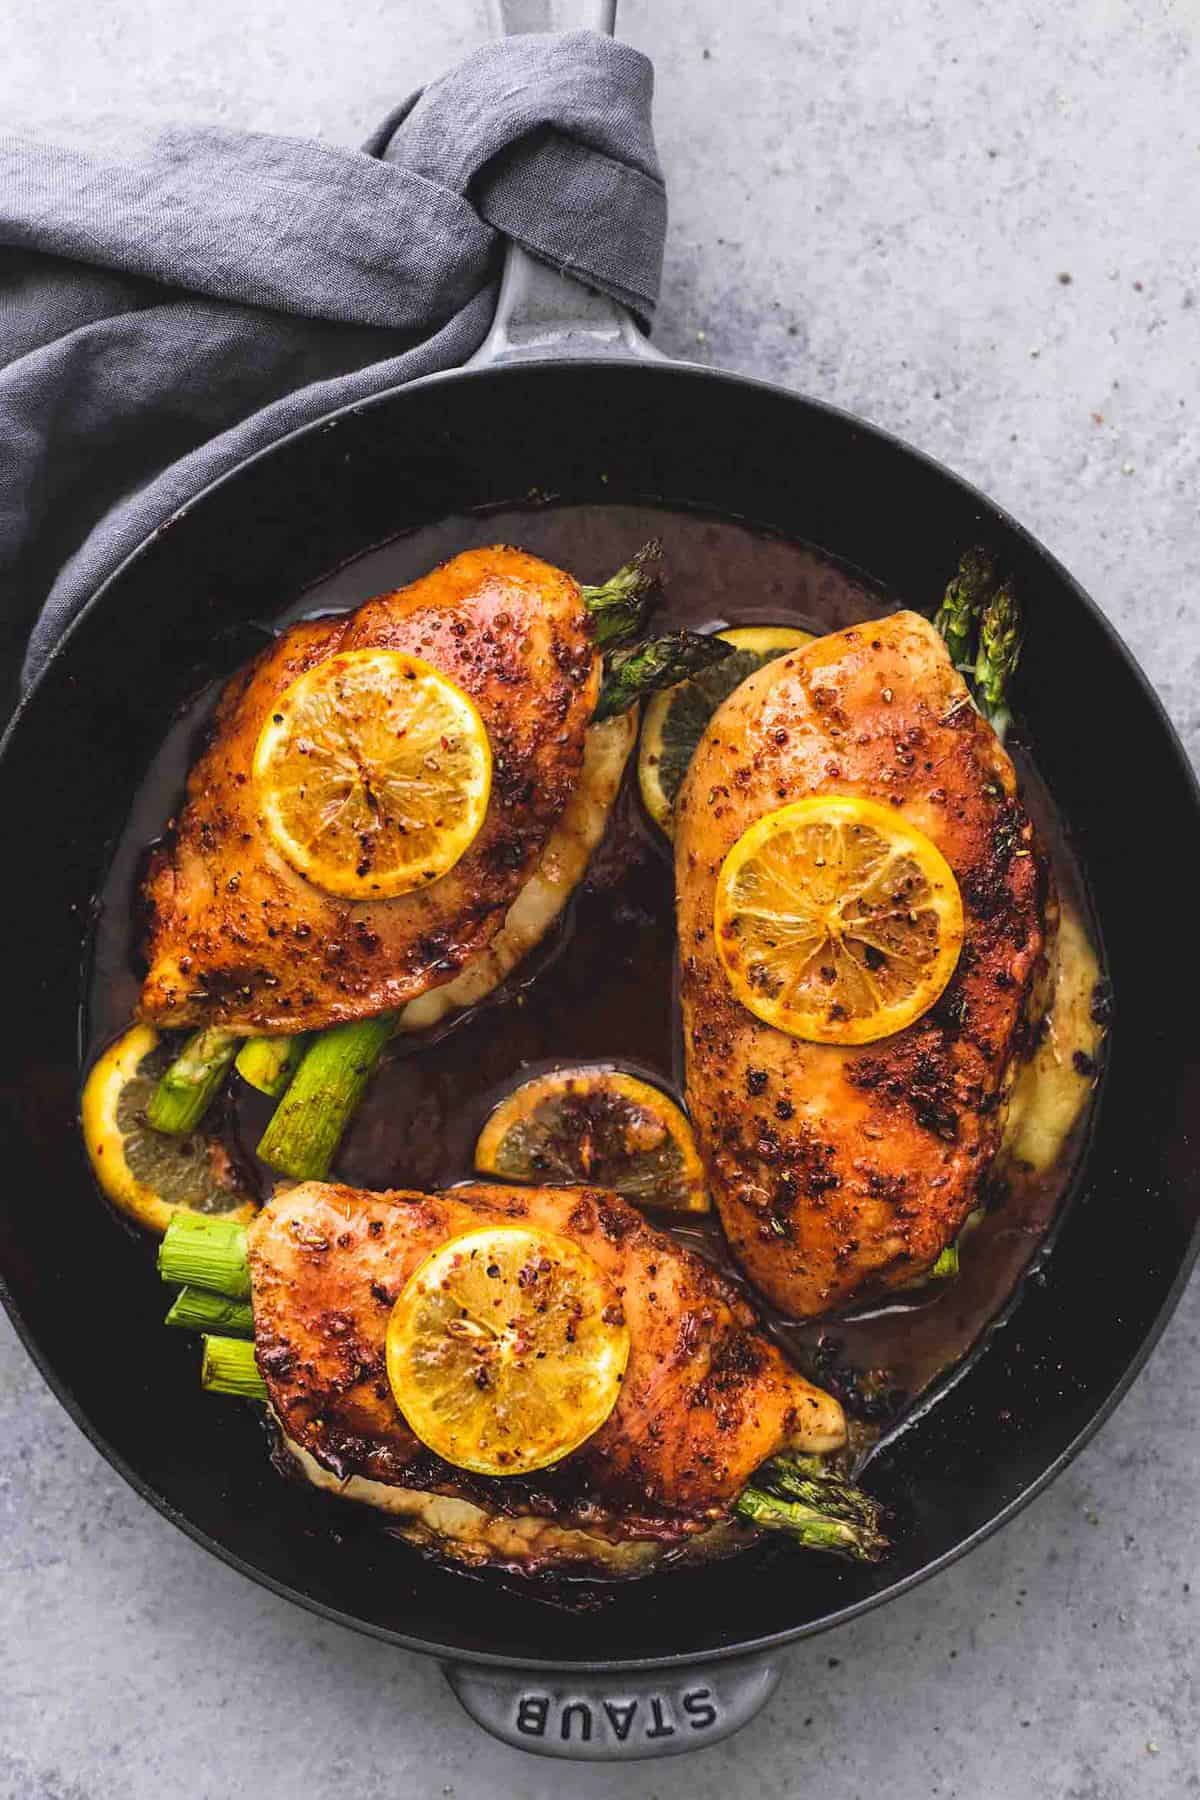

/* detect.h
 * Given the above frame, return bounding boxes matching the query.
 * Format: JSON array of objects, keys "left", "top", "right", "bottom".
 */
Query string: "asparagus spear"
[
  {"left": 201, "top": 1334, "right": 268, "bottom": 1401},
  {"left": 235, "top": 1033, "right": 310, "bottom": 1098},
  {"left": 165, "top": 1285, "right": 254, "bottom": 1336},
  {"left": 145, "top": 1028, "right": 241, "bottom": 1134},
  {"left": 932, "top": 547, "right": 996, "bottom": 669},
  {"left": 256, "top": 1014, "right": 395, "bottom": 1180},
  {"left": 929, "top": 1242, "right": 960, "bottom": 1279},
  {"left": 973, "top": 583, "right": 1023, "bottom": 741},
  {"left": 580, "top": 540, "right": 663, "bottom": 647},
  {"left": 158, "top": 1214, "right": 251, "bottom": 1297},
  {"left": 932, "top": 549, "right": 1023, "bottom": 744},
  {"left": 735, "top": 1453, "right": 887, "bottom": 1561},
  {"left": 908, "top": 1198, "right": 988, "bottom": 1289},
  {"left": 594, "top": 630, "right": 734, "bottom": 722}
]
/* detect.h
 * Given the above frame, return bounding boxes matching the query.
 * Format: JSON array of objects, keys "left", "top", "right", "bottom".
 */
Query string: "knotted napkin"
[{"left": 0, "top": 30, "right": 665, "bottom": 691}]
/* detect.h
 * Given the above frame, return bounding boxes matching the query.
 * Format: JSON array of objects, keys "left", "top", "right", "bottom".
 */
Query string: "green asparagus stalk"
[
  {"left": 899, "top": 1239, "right": 958, "bottom": 1290},
  {"left": 932, "top": 547, "right": 996, "bottom": 670},
  {"left": 755, "top": 1453, "right": 887, "bottom": 1529},
  {"left": 145, "top": 1028, "right": 241, "bottom": 1134},
  {"left": 581, "top": 540, "right": 663, "bottom": 647},
  {"left": 256, "top": 1014, "right": 395, "bottom": 1180},
  {"left": 594, "top": 631, "right": 735, "bottom": 722},
  {"left": 911, "top": 1202, "right": 987, "bottom": 1288},
  {"left": 235, "top": 1033, "right": 310, "bottom": 1098},
  {"left": 165, "top": 1285, "right": 254, "bottom": 1336},
  {"left": 157, "top": 1214, "right": 250, "bottom": 1298},
  {"left": 929, "top": 1242, "right": 960, "bottom": 1280},
  {"left": 973, "top": 583, "right": 1023, "bottom": 741},
  {"left": 201, "top": 1334, "right": 268, "bottom": 1401},
  {"left": 932, "top": 549, "right": 1023, "bottom": 744},
  {"left": 735, "top": 1453, "right": 887, "bottom": 1561}
]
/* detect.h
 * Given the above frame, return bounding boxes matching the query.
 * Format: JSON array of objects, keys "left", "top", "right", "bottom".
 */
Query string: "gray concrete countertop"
[{"left": 2, "top": 3, "right": 1197, "bottom": 1795}]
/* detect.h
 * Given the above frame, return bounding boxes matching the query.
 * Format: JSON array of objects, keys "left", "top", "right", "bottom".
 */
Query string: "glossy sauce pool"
[{"left": 85, "top": 503, "right": 1104, "bottom": 1441}]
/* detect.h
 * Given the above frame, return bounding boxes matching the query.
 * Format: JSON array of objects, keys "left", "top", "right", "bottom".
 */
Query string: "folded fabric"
[{"left": 0, "top": 30, "right": 666, "bottom": 693}]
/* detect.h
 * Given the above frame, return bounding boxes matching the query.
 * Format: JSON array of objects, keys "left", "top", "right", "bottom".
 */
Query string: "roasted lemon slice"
[
  {"left": 714, "top": 796, "right": 964, "bottom": 1045},
  {"left": 81, "top": 1025, "right": 256, "bottom": 1236},
  {"left": 639, "top": 625, "right": 814, "bottom": 835},
  {"left": 385, "top": 1224, "right": 630, "bottom": 1476},
  {"left": 253, "top": 649, "right": 492, "bottom": 899},
  {"left": 474, "top": 1067, "right": 709, "bottom": 1212}
]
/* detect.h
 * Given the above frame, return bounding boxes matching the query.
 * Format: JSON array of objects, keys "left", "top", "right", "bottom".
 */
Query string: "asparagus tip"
[
  {"left": 974, "top": 582, "right": 1024, "bottom": 727},
  {"left": 736, "top": 1454, "right": 888, "bottom": 1562},
  {"left": 929, "top": 1242, "right": 960, "bottom": 1280},
  {"left": 933, "top": 548, "right": 1023, "bottom": 740},
  {"left": 932, "top": 546, "right": 996, "bottom": 669},
  {"left": 581, "top": 539, "right": 665, "bottom": 647},
  {"left": 594, "top": 629, "right": 735, "bottom": 721},
  {"left": 146, "top": 1028, "right": 241, "bottom": 1135}
]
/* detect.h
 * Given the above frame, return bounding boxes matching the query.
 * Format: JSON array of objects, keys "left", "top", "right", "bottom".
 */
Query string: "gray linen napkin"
[{"left": 0, "top": 30, "right": 665, "bottom": 690}]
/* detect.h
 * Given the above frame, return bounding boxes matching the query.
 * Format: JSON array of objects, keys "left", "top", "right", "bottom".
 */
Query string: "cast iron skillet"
[{"left": 2, "top": 3, "right": 1199, "bottom": 1764}]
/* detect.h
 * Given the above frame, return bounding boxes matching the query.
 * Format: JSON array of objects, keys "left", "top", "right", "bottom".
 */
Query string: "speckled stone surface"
[{"left": 2, "top": 3, "right": 1198, "bottom": 1795}]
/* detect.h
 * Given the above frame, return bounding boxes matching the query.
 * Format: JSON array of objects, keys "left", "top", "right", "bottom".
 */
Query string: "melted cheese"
[
  {"left": 1002, "top": 901, "right": 1103, "bottom": 1174},
  {"left": 281, "top": 1433, "right": 739, "bottom": 1574}
]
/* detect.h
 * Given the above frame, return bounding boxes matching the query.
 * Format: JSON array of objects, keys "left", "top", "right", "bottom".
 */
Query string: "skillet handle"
[
  {"left": 442, "top": 1651, "right": 781, "bottom": 1760},
  {"left": 470, "top": 0, "right": 668, "bottom": 367},
  {"left": 489, "top": 0, "right": 616, "bottom": 32}
]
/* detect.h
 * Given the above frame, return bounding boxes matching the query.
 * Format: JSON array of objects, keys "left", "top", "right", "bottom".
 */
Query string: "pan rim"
[{"left": 3, "top": 351, "right": 1198, "bottom": 1674}]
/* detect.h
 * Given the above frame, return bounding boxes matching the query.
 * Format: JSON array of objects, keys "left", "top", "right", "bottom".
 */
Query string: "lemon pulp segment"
[
  {"left": 385, "top": 1225, "right": 630, "bottom": 1476},
  {"left": 81, "top": 1025, "right": 256, "bottom": 1235},
  {"left": 252, "top": 649, "right": 492, "bottom": 900},
  {"left": 474, "top": 1066, "right": 708, "bottom": 1212},
  {"left": 714, "top": 796, "right": 964, "bottom": 1045}
]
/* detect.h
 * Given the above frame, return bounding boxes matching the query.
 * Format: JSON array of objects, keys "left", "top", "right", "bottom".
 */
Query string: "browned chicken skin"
[
  {"left": 139, "top": 548, "right": 599, "bottom": 1032},
  {"left": 676, "top": 611, "right": 1048, "bottom": 1319},
  {"left": 249, "top": 1181, "right": 845, "bottom": 1547}
]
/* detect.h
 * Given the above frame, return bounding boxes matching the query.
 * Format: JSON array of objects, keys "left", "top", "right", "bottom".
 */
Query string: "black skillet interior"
[{"left": 2, "top": 360, "right": 1197, "bottom": 1671}]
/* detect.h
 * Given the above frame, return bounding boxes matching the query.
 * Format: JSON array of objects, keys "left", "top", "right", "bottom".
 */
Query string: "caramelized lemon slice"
[
  {"left": 714, "top": 796, "right": 964, "bottom": 1045},
  {"left": 81, "top": 1026, "right": 256, "bottom": 1235},
  {"left": 253, "top": 649, "right": 492, "bottom": 899},
  {"left": 385, "top": 1225, "right": 630, "bottom": 1476},
  {"left": 474, "top": 1067, "right": 709, "bottom": 1212},
  {"left": 639, "top": 624, "right": 814, "bottom": 835}
]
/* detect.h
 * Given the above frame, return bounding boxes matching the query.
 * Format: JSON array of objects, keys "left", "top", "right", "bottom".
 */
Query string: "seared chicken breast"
[
  {"left": 676, "top": 611, "right": 1048, "bottom": 1319},
  {"left": 140, "top": 548, "right": 600, "bottom": 1033},
  {"left": 249, "top": 1181, "right": 846, "bottom": 1571}
]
